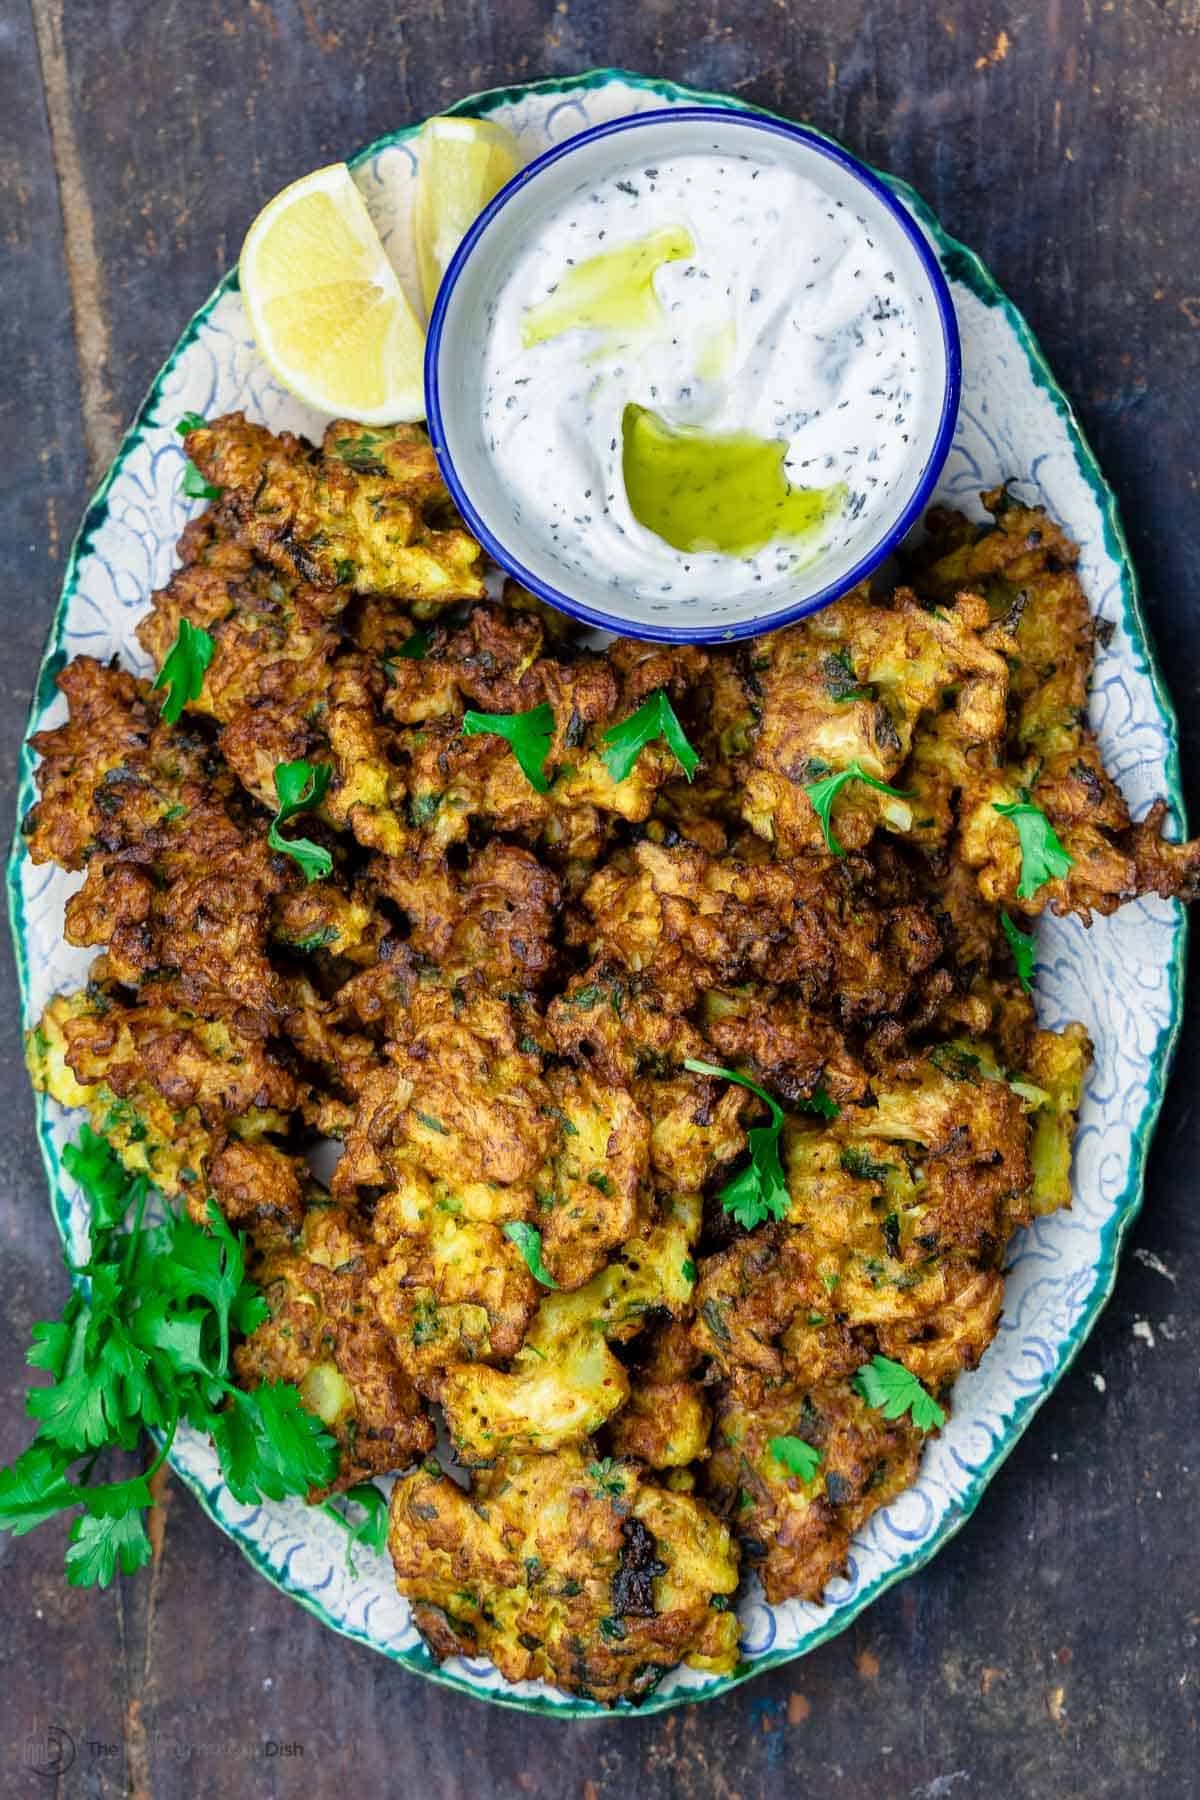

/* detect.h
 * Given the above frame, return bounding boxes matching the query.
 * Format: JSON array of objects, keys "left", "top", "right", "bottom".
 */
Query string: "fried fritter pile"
[{"left": 22, "top": 419, "right": 1196, "bottom": 1704}]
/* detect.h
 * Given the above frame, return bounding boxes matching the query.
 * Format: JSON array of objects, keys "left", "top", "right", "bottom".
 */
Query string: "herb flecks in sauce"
[{"left": 622, "top": 403, "right": 845, "bottom": 557}]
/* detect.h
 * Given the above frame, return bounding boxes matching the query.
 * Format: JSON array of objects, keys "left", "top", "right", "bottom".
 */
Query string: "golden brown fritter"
[
  {"left": 185, "top": 415, "right": 487, "bottom": 605},
  {"left": 705, "top": 1372, "right": 923, "bottom": 1604},
  {"left": 388, "top": 1447, "right": 739, "bottom": 1704},
  {"left": 24, "top": 413, "right": 1197, "bottom": 1703},
  {"left": 235, "top": 1202, "right": 433, "bottom": 1490}
]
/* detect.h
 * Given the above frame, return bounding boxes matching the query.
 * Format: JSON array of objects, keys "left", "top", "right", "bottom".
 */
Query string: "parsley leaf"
[
  {"left": 503, "top": 1221, "right": 559, "bottom": 1288},
  {"left": 269, "top": 759, "right": 333, "bottom": 883},
  {"left": 383, "top": 629, "right": 430, "bottom": 672},
  {"left": 802, "top": 1083, "right": 840, "bottom": 1121},
  {"left": 323, "top": 1482, "right": 389, "bottom": 1577},
  {"left": 180, "top": 461, "right": 222, "bottom": 501},
  {"left": 993, "top": 795, "right": 1073, "bottom": 899},
  {"left": 66, "top": 1492, "right": 153, "bottom": 1588},
  {"left": 853, "top": 1355, "right": 946, "bottom": 1431},
  {"left": 152, "top": 618, "right": 214, "bottom": 725},
  {"left": 63, "top": 1125, "right": 143, "bottom": 1230},
  {"left": 1001, "top": 911, "right": 1037, "bottom": 992},
  {"left": 768, "top": 1435, "right": 822, "bottom": 1482},
  {"left": 0, "top": 1131, "right": 337, "bottom": 1588},
  {"left": 175, "top": 412, "right": 207, "bottom": 437},
  {"left": 587, "top": 1457, "right": 626, "bottom": 1497},
  {"left": 803, "top": 759, "right": 913, "bottom": 856},
  {"left": 213, "top": 1384, "right": 338, "bottom": 1504},
  {"left": 683, "top": 1059, "right": 790, "bottom": 1230},
  {"left": 0, "top": 1443, "right": 78, "bottom": 1536},
  {"left": 462, "top": 703, "right": 554, "bottom": 793},
  {"left": 601, "top": 690, "right": 699, "bottom": 784}
]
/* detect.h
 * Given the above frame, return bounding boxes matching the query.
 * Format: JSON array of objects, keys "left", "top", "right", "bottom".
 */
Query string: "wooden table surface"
[{"left": 2, "top": 4, "right": 1198, "bottom": 1796}]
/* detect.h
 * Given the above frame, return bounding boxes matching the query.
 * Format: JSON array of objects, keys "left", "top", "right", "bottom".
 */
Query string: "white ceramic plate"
[{"left": 7, "top": 70, "right": 1186, "bottom": 1717}]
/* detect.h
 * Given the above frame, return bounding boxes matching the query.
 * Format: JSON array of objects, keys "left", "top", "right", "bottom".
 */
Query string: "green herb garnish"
[
  {"left": 993, "top": 793, "right": 1073, "bottom": 899},
  {"left": 1001, "top": 910, "right": 1037, "bottom": 993},
  {"left": 175, "top": 412, "right": 207, "bottom": 437},
  {"left": 462, "top": 703, "right": 554, "bottom": 793},
  {"left": 768, "top": 1436, "right": 822, "bottom": 1482},
  {"left": 587, "top": 1457, "right": 625, "bottom": 1497},
  {"left": 268, "top": 759, "right": 333, "bottom": 883},
  {"left": 601, "top": 689, "right": 699, "bottom": 784},
  {"left": 322, "top": 1482, "right": 389, "bottom": 1577},
  {"left": 683, "top": 1059, "right": 789, "bottom": 1230},
  {"left": 152, "top": 618, "right": 214, "bottom": 725},
  {"left": 503, "top": 1222, "right": 559, "bottom": 1288},
  {"left": 181, "top": 462, "right": 221, "bottom": 502},
  {"left": 803, "top": 759, "right": 913, "bottom": 856},
  {"left": 853, "top": 1355, "right": 946, "bottom": 1431},
  {"left": 0, "top": 1134, "right": 336, "bottom": 1587}
]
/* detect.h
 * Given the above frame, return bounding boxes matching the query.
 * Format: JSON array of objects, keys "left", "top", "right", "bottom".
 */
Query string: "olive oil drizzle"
[{"left": 621, "top": 403, "right": 846, "bottom": 557}]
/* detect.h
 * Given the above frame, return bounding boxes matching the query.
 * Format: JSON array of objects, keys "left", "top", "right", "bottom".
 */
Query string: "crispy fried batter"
[
  {"left": 24, "top": 414, "right": 1191, "bottom": 1703},
  {"left": 388, "top": 1447, "right": 738, "bottom": 1704}
]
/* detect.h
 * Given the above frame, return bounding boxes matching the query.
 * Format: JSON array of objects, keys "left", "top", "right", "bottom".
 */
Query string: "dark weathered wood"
[{"left": 1, "top": 1, "right": 1197, "bottom": 1794}]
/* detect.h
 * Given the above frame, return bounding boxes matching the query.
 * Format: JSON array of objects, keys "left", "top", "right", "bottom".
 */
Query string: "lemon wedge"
[
  {"left": 239, "top": 162, "right": 425, "bottom": 423},
  {"left": 415, "top": 116, "right": 523, "bottom": 314}
]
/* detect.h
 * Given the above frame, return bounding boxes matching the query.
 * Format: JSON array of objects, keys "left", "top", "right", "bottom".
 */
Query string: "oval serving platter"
[{"left": 7, "top": 70, "right": 1187, "bottom": 1717}]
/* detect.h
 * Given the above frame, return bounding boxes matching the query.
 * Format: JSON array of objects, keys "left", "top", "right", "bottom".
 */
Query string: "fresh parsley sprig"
[
  {"left": 503, "top": 1221, "right": 559, "bottom": 1288},
  {"left": 853, "top": 1354, "right": 946, "bottom": 1431},
  {"left": 1000, "top": 911, "right": 1037, "bottom": 994},
  {"left": 601, "top": 690, "right": 699, "bottom": 785},
  {"left": 768, "top": 1435, "right": 822, "bottom": 1482},
  {"left": 322, "top": 1482, "right": 389, "bottom": 1577},
  {"left": 803, "top": 759, "right": 913, "bottom": 857},
  {"left": 462, "top": 703, "right": 555, "bottom": 793},
  {"left": 269, "top": 759, "right": 333, "bottom": 882},
  {"left": 152, "top": 618, "right": 214, "bottom": 725},
  {"left": 993, "top": 792, "right": 1073, "bottom": 899},
  {"left": 181, "top": 463, "right": 222, "bottom": 502},
  {"left": 175, "top": 412, "right": 207, "bottom": 438},
  {"left": 0, "top": 1132, "right": 337, "bottom": 1587},
  {"left": 684, "top": 1060, "right": 788, "bottom": 1229}
]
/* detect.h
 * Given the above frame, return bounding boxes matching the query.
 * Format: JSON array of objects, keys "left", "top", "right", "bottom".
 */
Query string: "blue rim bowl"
[{"left": 424, "top": 107, "right": 962, "bottom": 643}]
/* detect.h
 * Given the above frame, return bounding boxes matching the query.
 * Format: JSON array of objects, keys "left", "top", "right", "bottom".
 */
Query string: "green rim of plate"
[{"left": 6, "top": 68, "right": 1188, "bottom": 1719}]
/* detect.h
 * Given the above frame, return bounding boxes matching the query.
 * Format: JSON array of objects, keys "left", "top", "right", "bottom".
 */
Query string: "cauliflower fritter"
[
  {"left": 388, "top": 1447, "right": 739, "bottom": 1704},
  {"left": 22, "top": 413, "right": 1194, "bottom": 1704}
]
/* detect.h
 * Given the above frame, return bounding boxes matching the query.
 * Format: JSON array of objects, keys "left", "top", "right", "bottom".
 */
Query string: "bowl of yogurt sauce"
[{"left": 425, "top": 108, "right": 960, "bottom": 642}]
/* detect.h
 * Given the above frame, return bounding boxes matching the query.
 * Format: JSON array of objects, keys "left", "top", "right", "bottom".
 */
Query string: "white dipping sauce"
[{"left": 479, "top": 150, "right": 926, "bottom": 607}]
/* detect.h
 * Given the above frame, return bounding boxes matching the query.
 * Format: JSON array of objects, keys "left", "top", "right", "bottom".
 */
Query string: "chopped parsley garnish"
[
  {"left": 928, "top": 1044, "right": 982, "bottom": 1083},
  {"left": 268, "top": 759, "right": 333, "bottom": 883},
  {"left": 853, "top": 1355, "right": 946, "bottom": 1431},
  {"left": 587, "top": 1457, "right": 626, "bottom": 1497},
  {"left": 322, "top": 1482, "right": 389, "bottom": 1577},
  {"left": 334, "top": 559, "right": 356, "bottom": 586},
  {"left": 152, "top": 618, "right": 213, "bottom": 725},
  {"left": 683, "top": 1059, "right": 789, "bottom": 1230},
  {"left": 601, "top": 689, "right": 699, "bottom": 784},
  {"left": 840, "top": 1146, "right": 896, "bottom": 1184},
  {"left": 803, "top": 759, "right": 913, "bottom": 856},
  {"left": 175, "top": 412, "right": 207, "bottom": 437},
  {"left": 821, "top": 647, "right": 871, "bottom": 703},
  {"left": 1001, "top": 910, "right": 1037, "bottom": 993},
  {"left": 681, "top": 1259, "right": 697, "bottom": 1285},
  {"left": 180, "top": 461, "right": 222, "bottom": 502},
  {"left": 993, "top": 793, "right": 1073, "bottom": 898},
  {"left": 768, "top": 1436, "right": 822, "bottom": 1482},
  {"left": 383, "top": 629, "right": 430, "bottom": 672},
  {"left": 503, "top": 1221, "right": 559, "bottom": 1288},
  {"left": 0, "top": 1132, "right": 336, "bottom": 1587},
  {"left": 462, "top": 702, "right": 554, "bottom": 793}
]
